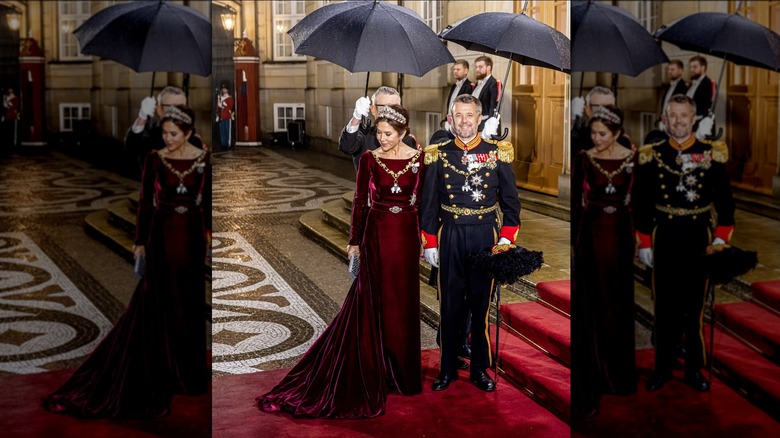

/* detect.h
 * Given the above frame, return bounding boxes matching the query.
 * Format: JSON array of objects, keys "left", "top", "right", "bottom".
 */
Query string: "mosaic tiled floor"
[
  {"left": 0, "top": 152, "right": 137, "bottom": 375},
  {"left": 212, "top": 148, "right": 355, "bottom": 375}
]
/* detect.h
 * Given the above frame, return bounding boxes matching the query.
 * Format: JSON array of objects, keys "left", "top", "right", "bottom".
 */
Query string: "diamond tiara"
[{"left": 377, "top": 106, "right": 407, "bottom": 125}]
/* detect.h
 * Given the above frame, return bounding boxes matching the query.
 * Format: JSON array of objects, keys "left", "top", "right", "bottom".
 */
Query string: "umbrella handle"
[
  {"left": 491, "top": 128, "right": 509, "bottom": 141},
  {"left": 706, "top": 127, "right": 724, "bottom": 141}
]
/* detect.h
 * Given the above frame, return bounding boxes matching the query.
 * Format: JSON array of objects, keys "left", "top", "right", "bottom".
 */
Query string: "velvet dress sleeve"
[
  {"left": 349, "top": 151, "right": 372, "bottom": 246},
  {"left": 134, "top": 151, "right": 157, "bottom": 245}
]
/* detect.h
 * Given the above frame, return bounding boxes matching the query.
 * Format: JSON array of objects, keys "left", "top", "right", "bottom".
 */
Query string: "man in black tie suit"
[
  {"left": 446, "top": 60, "right": 473, "bottom": 119},
  {"left": 472, "top": 56, "right": 499, "bottom": 132},
  {"left": 686, "top": 56, "right": 714, "bottom": 126},
  {"left": 661, "top": 60, "right": 689, "bottom": 117}
]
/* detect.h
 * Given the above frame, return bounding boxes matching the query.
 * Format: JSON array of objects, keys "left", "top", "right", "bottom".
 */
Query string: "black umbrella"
[
  {"left": 74, "top": 0, "right": 212, "bottom": 96},
  {"left": 571, "top": 0, "right": 668, "bottom": 77},
  {"left": 440, "top": 10, "right": 570, "bottom": 139},
  {"left": 655, "top": 7, "right": 780, "bottom": 138},
  {"left": 287, "top": 0, "right": 454, "bottom": 97}
]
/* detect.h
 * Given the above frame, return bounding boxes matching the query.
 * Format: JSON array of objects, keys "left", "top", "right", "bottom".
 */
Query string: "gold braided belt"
[
  {"left": 655, "top": 203, "right": 712, "bottom": 217},
  {"left": 441, "top": 203, "right": 498, "bottom": 216}
]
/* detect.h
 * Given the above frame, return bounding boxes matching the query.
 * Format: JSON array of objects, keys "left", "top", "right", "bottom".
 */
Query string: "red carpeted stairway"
[
  {"left": 495, "top": 280, "right": 571, "bottom": 421},
  {"left": 710, "top": 279, "right": 780, "bottom": 421}
]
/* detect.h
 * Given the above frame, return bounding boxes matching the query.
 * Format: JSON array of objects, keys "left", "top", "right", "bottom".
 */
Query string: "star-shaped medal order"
[
  {"left": 471, "top": 189, "right": 483, "bottom": 202},
  {"left": 685, "top": 174, "right": 698, "bottom": 186},
  {"left": 470, "top": 175, "right": 483, "bottom": 186},
  {"left": 685, "top": 190, "right": 699, "bottom": 202}
]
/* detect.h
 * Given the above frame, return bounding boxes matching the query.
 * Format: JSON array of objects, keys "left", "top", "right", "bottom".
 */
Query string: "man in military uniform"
[
  {"left": 634, "top": 94, "right": 735, "bottom": 393},
  {"left": 421, "top": 94, "right": 520, "bottom": 392}
]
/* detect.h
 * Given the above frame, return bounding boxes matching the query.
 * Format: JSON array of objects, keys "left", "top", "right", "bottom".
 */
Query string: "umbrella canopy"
[
  {"left": 655, "top": 12, "right": 780, "bottom": 71},
  {"left": 440, "top": 12, "right": 570, "bottom": 73},
  {"left": 287, "top": 0, "right": 454, "bottom": 77},
  {"left": 74, "top": 0, "right": 211, "bottom": 77},
  {"left": 571, "top": 0, "right": 668, "bottom": 77}
]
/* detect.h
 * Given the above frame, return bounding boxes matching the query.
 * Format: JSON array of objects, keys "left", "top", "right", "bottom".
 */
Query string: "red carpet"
[
  {"left": 573, "top": 349, "right": 780, "bottom": 437},
  {"left": 715, "top": 301, "right": 780, "bottom": 364},
  {"left": 216, "top": 349, "right": 569, "bottom": 437},
  {"left": 752, "top": 280, "right": 780, "bottom": 314},
  {"left": 501, "top": 301, "right": 571, "bottom": 365},
  {"left": 493, "top": 326, "right": 571, "bottom": 420},
  {"left": 536, "top": 280, "right": 571, "bottom": 315},
  {"left": 0, "top": 368, "right": 210, "bottom": 437}
]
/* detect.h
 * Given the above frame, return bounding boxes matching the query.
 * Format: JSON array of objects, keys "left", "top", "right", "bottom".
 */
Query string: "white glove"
[
  {"left": 424, "top": 248, "right": 439, "bottom": 268},
  {"left": 497, "top": 237, "right": 511, "bottom": 245},
  {"left": 353, "top": 96, "right": 371, "bottom": 120},
  {"left": 638, "top": 247, "right": 653, "bottom": 268},
  {"left": 138, "top": 96, "right": 156, "bottom": 120},
  {"left": 481, "top": 116, "right": 500, "bottom": 140},
  {"left": 571, "top": 96, "right": 585, "bottom": 120},
  {"left": 712, "top": 237, "right": 726, "bottom": 246},
  {"left": 695, "top": 114, "right": 714, "bottom": 139}
]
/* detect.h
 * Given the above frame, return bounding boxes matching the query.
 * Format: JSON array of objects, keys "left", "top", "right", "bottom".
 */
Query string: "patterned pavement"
[{"left": 0, "top": 152, "right": 138, "bottom": 375}]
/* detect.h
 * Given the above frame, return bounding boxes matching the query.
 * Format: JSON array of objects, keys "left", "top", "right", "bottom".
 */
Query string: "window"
[
  {"left": 273, "top": 0, "right": 305, "bottom": 60},
  {"left": 59, "top": 1, "right": 91, "bottom": 60},
  {"left": 273, "top": 103, "right": 305, "bottom": 132},
  {"left": 426, "top": 112, "right": 442, "bottom": 145},
  {"left": 635, "top": 1, "right": 659, "bottom": 33},
  {"left": 59, "top": 103, "right": 91, "bottom": 132},
  {"left": 421, "top": 0, "right": 443, "bottom": 33}
]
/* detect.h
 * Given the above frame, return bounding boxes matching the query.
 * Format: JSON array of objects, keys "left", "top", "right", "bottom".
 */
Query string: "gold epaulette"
[
  {"left": 496, "top": 140, "right": 514, "bottom": 163},
  {"left": 638, "top": 140, "right": 664, "bottom": 165},
  {"left": 700, "top": 138, "right": 729, "bottom": 163},
  {"left": 424, "top": 140, "right": 450, "bottom": 164}
]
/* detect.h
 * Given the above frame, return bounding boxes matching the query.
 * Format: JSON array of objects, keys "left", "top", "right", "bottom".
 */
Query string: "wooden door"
[{"left": 511, "top": 1, "right": 568, "bottom": 196}]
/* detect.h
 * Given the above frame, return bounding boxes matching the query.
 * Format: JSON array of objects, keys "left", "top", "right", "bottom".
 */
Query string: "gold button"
[
  {"left": 482, "top": 195, "right": 486, "bottom": 199},
  {"left": 698, "top": 184, "right": 702, "bottom": 188},
  {"left": 453, "top": 204, "right": 457, "bottom": 207},
  {"left": 442, "top": 152, "right": 447, "bottom": 157},
  {"left": 480, "top": 205, "right": 485, "bottom": 209},
  {"left": 449, "top": 194, "right": 454, "bottom": 199},
  {"left": 692, "top": 215, "right": 698, "bottom": 220},
  {"left": 668, "top": 214, "right": 673, "bottom": 219},
  {"left": 483, "top": 184, "right": 488, "bottom": 188},
  {"left": 485, "top": 172, "right": 490, "bottom": 177},
  {"left": 454, "top": 214, "right": 459, "bottom": 219},
  {"left": 700, "top": 172, "right": 705, "bottom": 177},
  {"left": 446, "top": 184, "right": 451, "bottom": 189},
  {"left": 478, "top": 215, "right": 483, "bottom": 220},
  {"left": 664, "top": 194, "right": 669, "bottom": 199},
  {"left": 661, "top": 184, "right": 666, "bottom": 189},
  {"left": 666, "top": 204, "right": 671, "bottom": 207},
  {"left": 659, "top": 173, "right": 664, "bottom": 178}
]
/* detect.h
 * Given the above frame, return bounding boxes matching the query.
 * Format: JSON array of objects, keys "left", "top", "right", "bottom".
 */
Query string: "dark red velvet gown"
[
  {"left": 257, "top": 150, "right": 424, "bottom": 418},
  {"left": 43, "top": 150, "right": 211, "bottom": 418},
  {"left": 571, "top": 150, "right": 637, "bottom": 417}
]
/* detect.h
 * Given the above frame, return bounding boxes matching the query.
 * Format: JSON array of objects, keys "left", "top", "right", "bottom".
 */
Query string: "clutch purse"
[
  {"left": 134, "top": 255, "right": 145, "bottom": 279},
  {"left": 348, "top": 253, "right": 360, "bottom": 279}
]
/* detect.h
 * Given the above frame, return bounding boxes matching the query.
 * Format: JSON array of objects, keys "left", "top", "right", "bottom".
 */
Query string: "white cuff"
[
  {"left": 131, "top": 122, "right": 145, "bottom": 134},
  {"left": 345, "top": 122, "right": 359, "bottom": 134}
]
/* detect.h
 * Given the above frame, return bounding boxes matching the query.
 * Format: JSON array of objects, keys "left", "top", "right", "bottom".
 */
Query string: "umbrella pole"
[
  {"left": 494, "top": 282, "right": 501, "bottom": 387},
  {"left": 398, "top": 73, "right": 404, "bottom": 105},
  {"left": 361, "top": 72, "right": 371, "bottom": 131},
  {"left": 707, "top": 281, "right": 716, "bottom": 387},
  {"left": 579, "top": 71, "right": 584, "bottom": 97},
  {"left": 491, "top": 54, "right": 513, "bottom": 141},
  {"left": 706, "top": 55, "right": 727, "bottom": 140},
  {"left": 149, "top": 71, "right": 156, "bottom": 97}
]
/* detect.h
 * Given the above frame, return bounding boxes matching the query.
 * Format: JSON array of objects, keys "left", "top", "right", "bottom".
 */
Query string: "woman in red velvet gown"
[
  {"left": 257, "top": 104, "right": 424, "bottom": 418},
  {"left": 571, "top": 105, "right": 637, "bottom": 420},
  {"left": 43, "top": 105, "right": 211, "bottom": 418}
]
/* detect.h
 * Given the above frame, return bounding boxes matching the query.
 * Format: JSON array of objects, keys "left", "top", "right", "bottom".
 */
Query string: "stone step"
[
  {"left": 501, "top": 302, "right": 571, "bottom": 366},
  {"left": 107, "top": 199, "right": 137, "bottom": 235},
  {"left": 84, "top": 209, "right": 134, "bottom": 261},
  {"left": 321, "top": 199, "right": 351, "bottom": 236},
  {"left": 127, "top": 191, "right": 140, "bottom": 210},
  {"left": 715, "top": 301, "right": 780, "bottom": 366}
]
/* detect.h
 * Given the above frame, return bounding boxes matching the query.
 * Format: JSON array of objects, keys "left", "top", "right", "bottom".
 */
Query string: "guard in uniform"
[
  {"left": 421, "top": 94, "right": 520, "bottom": 392},
  {"left": 633, "top": 94, "right": 735, "bottom": 392}
]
